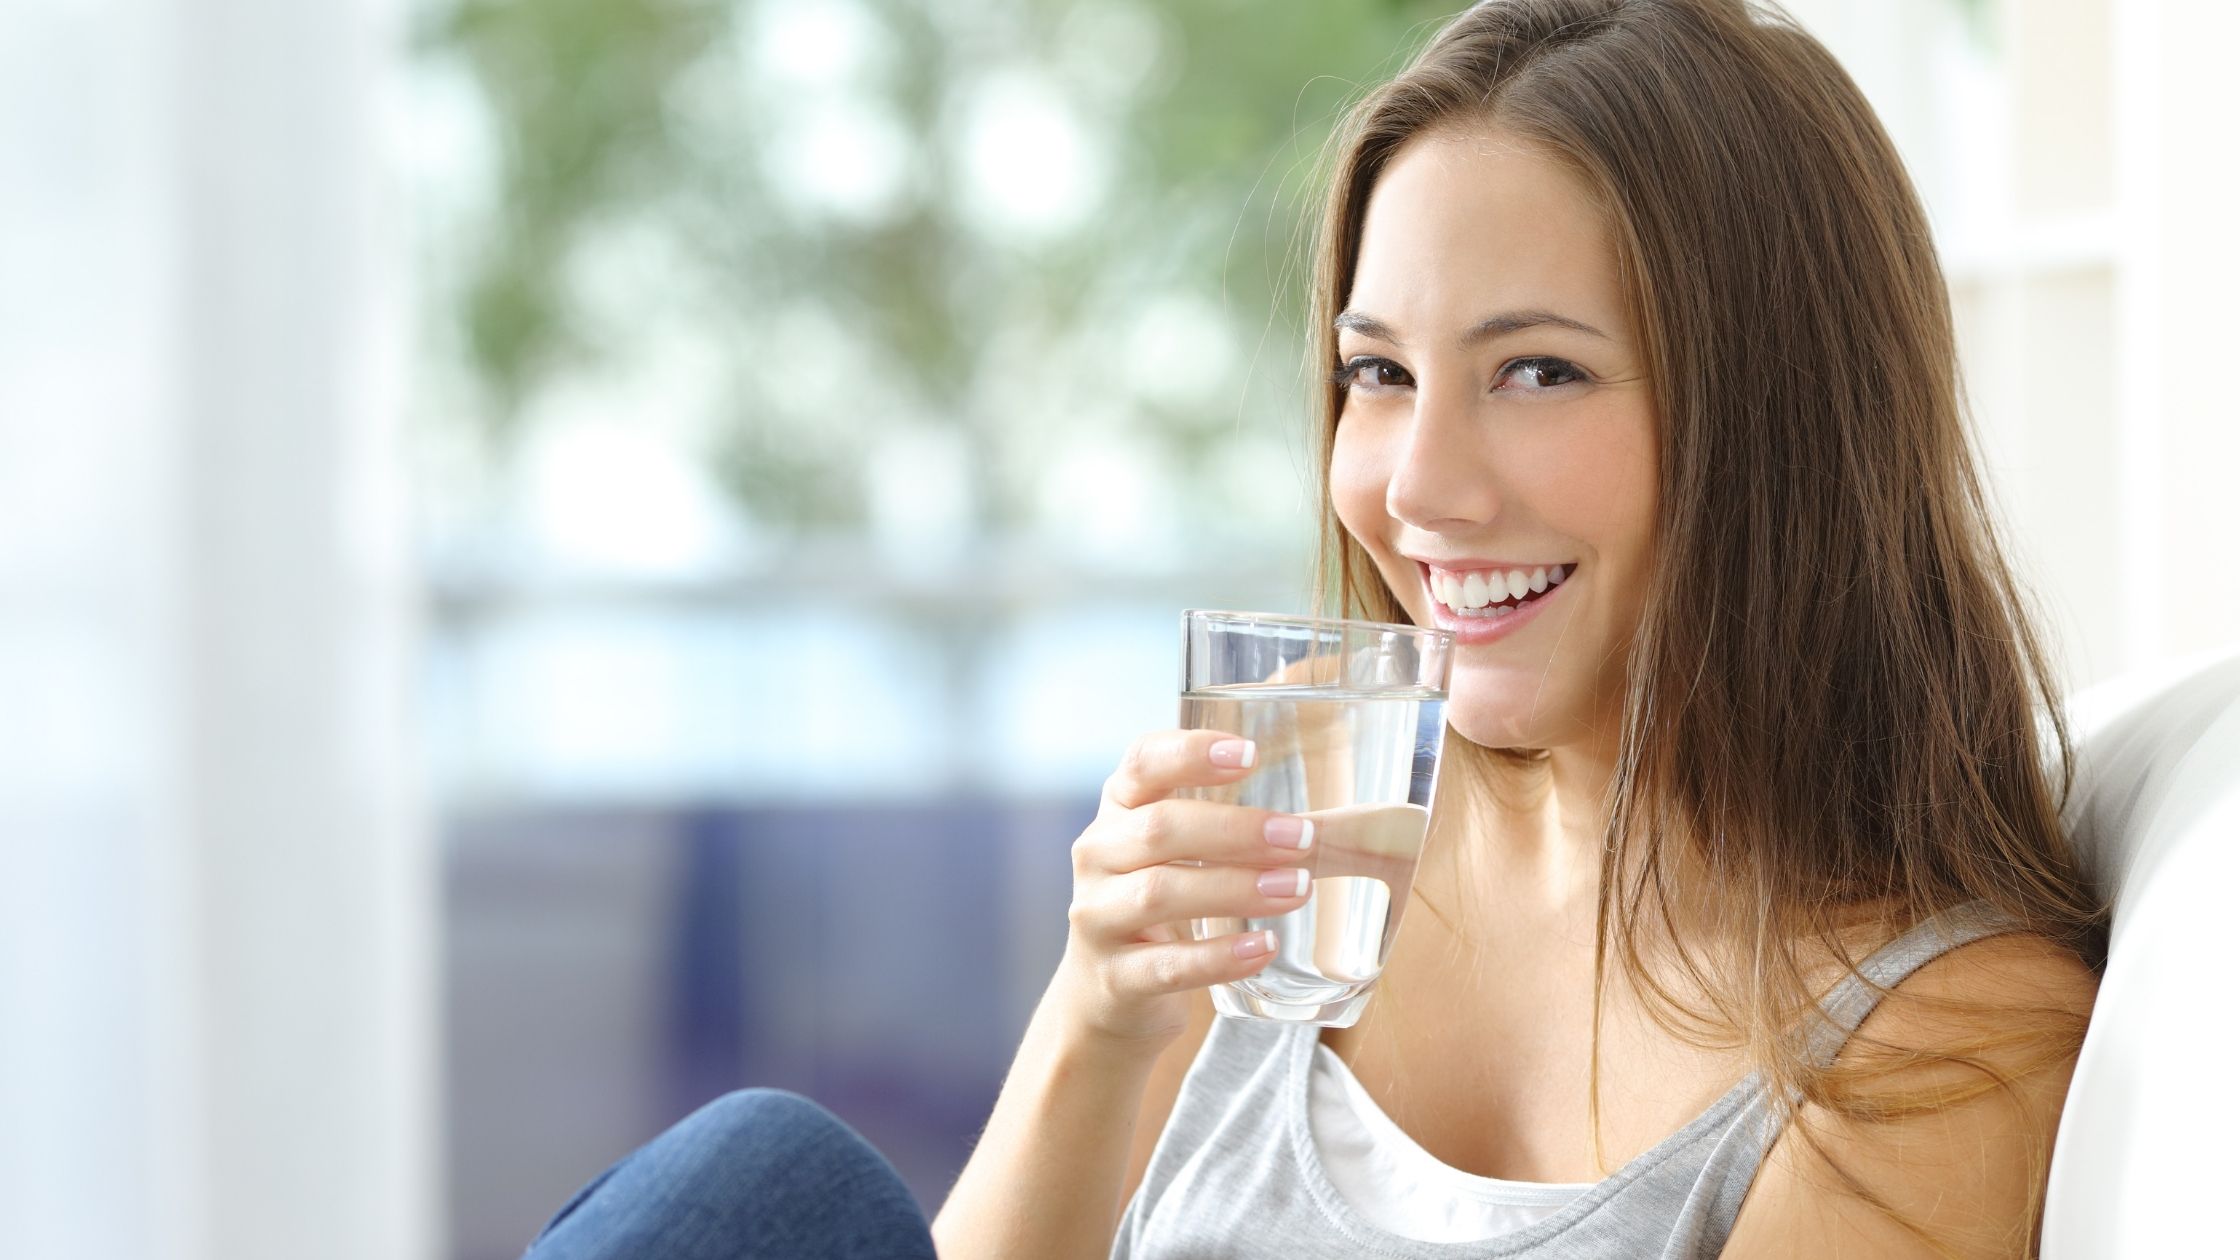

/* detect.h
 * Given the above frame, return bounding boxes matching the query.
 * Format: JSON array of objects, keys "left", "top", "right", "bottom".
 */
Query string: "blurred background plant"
[{"left": 415, "top": 0, "right": 1454, "bottom": 555}]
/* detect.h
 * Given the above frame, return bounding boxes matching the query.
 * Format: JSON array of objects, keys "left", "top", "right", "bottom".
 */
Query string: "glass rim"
[{"left": 1180, "top": 607, "right": 1453, "bottom": 643}]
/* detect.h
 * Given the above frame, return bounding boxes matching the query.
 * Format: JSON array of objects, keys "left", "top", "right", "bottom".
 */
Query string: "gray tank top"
[{"left": 1112, "top": 899, "right": 2024, "bottom": 1259}]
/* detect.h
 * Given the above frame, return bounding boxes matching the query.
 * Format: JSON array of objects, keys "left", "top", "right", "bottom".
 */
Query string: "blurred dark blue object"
[
  {"left": 1413, "top": 701, "right": 1444, "bottom": 807},
  {"left": 444, "top": 797, "right": 1091, "bottom": 1260}
]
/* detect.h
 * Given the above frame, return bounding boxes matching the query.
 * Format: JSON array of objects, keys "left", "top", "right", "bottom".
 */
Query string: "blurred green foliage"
[
  {"left": 415, "top": 0, "right": 1457, "bottom": 540},
  {"left": 429, "top": 0, "right": 729, "bottom": 420}
]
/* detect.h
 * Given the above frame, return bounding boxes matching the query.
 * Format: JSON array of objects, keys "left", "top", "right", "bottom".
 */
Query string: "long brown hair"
[{"left": 1303, "top": 1, "right": 2107, "bottom": 1253}]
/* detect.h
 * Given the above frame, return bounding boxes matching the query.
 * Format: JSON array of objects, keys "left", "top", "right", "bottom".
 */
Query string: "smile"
[
  {"left": 1425, "top": 562, "right": 1571, "bottom": 615},
  {"left": 1417, "top": 561, "right": 1574, "bottom": 644}
]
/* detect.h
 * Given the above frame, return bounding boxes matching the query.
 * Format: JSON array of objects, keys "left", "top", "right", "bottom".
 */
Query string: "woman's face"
[{"left": 1330, "top": 127, "right": 1659, "bottom": 752}]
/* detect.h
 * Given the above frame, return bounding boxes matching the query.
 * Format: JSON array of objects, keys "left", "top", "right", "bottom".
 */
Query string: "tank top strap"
[{"left": 1797, "top": 898, "right": 2029, "bottom": 1070}]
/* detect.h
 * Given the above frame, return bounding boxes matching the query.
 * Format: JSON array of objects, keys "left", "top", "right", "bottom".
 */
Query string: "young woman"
[{"left": 523, "top": 2, "right": 2105, "bottom": 1257}]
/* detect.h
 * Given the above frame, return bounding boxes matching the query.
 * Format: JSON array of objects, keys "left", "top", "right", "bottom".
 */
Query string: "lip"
[
  {"left": 1404, "top": 554, "right": 1564, "bottom": 577},
  {"left": 1417, "top": 561, "right": 1570, "bottom": 645}
]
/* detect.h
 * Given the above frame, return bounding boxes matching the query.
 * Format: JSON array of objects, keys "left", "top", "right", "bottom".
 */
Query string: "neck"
[{"left": 1421, "top": 733, "right": 1622, "bottom": 932}]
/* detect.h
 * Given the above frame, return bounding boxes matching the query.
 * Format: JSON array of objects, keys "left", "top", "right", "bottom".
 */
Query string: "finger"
[
  {"left": 1112, "top": 930, "right": 1280, "bottom": 997},
  {"left": 1086, "top": 860, "right": 1313, "bottom": 946},
  {"left": 1092, "top": 797, "right": 1317, "bottom": 875},
  {"left": 1101, "top": 728, "right": 1259, "bottom": 812}
]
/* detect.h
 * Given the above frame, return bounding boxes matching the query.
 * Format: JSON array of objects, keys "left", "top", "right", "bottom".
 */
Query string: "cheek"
[
  {"left": 1327, "top": 429, "right": 1385, "bottom": 537},
  {"left": 1521, "top": 409, "right": 1658, "bottom": 558}
]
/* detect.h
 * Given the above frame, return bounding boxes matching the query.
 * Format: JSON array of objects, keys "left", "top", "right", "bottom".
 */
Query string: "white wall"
[
  {"left": 2109, "top": 0, "right": 2240, "bottom": 670},
  {"left": 0, "top": 0, "right": 436, "bottom": 1256},
  {"left": 1789, "top": 0, "right": 2240, "bottom": 693}
]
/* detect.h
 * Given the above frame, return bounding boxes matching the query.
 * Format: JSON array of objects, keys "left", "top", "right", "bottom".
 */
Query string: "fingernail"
[
  {"left": 1263, "top": 816, "right": 1313, "bottom": 849},
  {"left": 1258, "top": 867, "right": 1310, "bottom": 897},
  {"left": 1234, "top": 930, "right": 1275, "bottom": 958},
  {"left": 1208, "top": 738, "right": 1256, "bottom": 769}
]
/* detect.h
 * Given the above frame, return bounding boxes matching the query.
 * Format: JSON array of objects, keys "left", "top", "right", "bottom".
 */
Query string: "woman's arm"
[
  {"left": 930, "top": 976, "right": 1164, "bottom": 1260},
  {"left": 933, "top": 725, "right": 1293, "bottom": 1257},
  {"left": 1119, "top": 983, "right": 1218, "bottom": 1212},
  {"left": 1722, "top": 933, "right": 2100, "bottom": 1259}
]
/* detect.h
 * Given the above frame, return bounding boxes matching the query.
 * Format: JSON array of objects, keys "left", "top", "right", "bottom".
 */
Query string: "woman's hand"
[{"left": 1049, "top": 727, "right": 1319, "bottom": 1055}]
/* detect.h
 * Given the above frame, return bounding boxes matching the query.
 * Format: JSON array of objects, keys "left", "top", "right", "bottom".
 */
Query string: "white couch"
[{"left": 2042, "top": 646, "right": 2240, "bottom": 1257}]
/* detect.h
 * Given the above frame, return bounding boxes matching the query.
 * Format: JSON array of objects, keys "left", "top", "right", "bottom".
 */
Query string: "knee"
[
  {"left": 527, "top": 1088, "right": 935, "bottom": 1259},
  {"left": 668, "top": 1089, "right": 930, "bottom": 1236},
  {"left": 669, "top": 1088, "right": 887, "bottom": 1185},
  {"left": 688, "top": 1087, "right": 838, "bottom": 1139}
]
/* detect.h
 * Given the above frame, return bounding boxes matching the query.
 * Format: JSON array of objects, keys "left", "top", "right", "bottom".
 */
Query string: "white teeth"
[{"left": 1430, "top": 563, "right": 1573, "bottom": 614}]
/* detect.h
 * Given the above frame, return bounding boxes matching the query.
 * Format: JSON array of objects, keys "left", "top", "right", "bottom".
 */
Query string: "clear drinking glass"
[{"left": 1176, "top": 609, "right": 1455, "bottom": 1028}]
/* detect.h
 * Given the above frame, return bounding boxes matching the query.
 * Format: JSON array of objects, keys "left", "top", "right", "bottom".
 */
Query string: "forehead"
[{"left": 1348, "top": 128, "right": 1625, "bottom": 339}]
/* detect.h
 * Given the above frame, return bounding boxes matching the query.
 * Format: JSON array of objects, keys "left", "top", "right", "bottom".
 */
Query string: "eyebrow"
[{"left": 1333, "top": 308, "right": 1613, "bottom": 348}]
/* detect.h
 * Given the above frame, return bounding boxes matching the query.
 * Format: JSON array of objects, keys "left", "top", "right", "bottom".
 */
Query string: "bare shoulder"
[
  {"left": 1722, "top": 930, "right": 2099, "bottom": 1259},
  {"left": 1901, "top": 930, "right": 2099, "bottom": 1013},
  {"left": 1847, "top": 931, "right": 2099, "bottom": 1070}
]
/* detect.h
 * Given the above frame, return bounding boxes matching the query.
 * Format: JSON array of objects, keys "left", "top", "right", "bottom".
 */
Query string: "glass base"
[{"left": 1211, "top": 980, "right": 1377, "bottom": 1028}]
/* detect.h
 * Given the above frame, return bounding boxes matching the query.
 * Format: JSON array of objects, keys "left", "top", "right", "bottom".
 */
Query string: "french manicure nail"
[
  {"left": 1258, "top": 867, "right": 1310, "bottom": 897},
  {"left": 1208, "top": 739, "right": 1256, "bottom": 769},
  {"left": 1263, "top": 816, "right": 1313, "bottom": 849}
]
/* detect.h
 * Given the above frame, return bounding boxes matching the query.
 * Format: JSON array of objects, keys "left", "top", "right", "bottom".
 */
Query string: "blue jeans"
[{"left": 522, "top": 1088, "right": 942, "bottom": 1260}]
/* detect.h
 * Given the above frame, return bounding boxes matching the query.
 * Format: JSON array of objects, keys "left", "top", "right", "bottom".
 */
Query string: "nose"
[{"left": 1384, "top": 387, "right": 1497, "bottom": 530}]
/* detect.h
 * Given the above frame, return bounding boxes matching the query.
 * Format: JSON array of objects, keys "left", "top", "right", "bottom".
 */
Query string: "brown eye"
[
  {"left": 1329, "top": 356, "right": 1412, "bottom": 392},
  {"left": 1498, "top": 357, "right": 1587, "bottom": 391}
]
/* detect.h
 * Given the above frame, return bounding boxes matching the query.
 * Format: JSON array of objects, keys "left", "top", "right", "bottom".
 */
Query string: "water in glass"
[{"left": 1178, "top": 683, "right": 1446, "bottom": 1026}]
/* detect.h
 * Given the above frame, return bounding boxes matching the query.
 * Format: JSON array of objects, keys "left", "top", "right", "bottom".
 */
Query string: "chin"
[
  {"left": 1442, "top": 685, "right": 1567, "bottom": 751},
  {"left": 1446, "top": 715, "right": 1538, "bottom": 753}
]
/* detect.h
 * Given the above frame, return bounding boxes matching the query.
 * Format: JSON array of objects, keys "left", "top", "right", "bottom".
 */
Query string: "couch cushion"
[{"left": 2041, "top": 646, "right": 2240, "bottom": 1258}]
